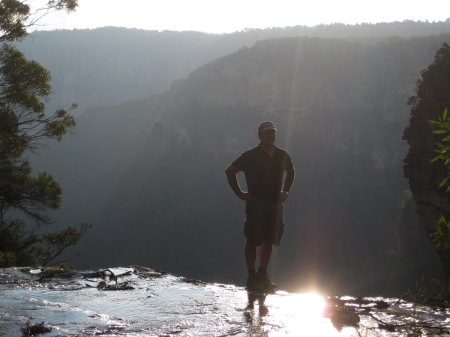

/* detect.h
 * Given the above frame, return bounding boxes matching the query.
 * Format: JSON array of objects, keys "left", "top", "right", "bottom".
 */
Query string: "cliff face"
[
  {"left": 17, "top": 22, "right": 450, "bottom": 113},
  {"left": 403, "top": 44, "right": 450, "bottom": 277}
]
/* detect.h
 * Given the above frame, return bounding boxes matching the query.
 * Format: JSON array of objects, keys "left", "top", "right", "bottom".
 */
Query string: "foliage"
[
  {"left": 407, "top": 274, "right": 450, "bottom": 308},
  {"left": 406, "top": 42, "right": 450, "bottom": 277},
  {"left": 429, "top": 216, "right": 450, "bottom": 251},
  {"left": 409, "top": 43, "right": 450, "bottom": 114},
  {"left": 428, "top": 108, "right": 450, "bottom": 252},
  {"left": 405, "top": 39, "right": 450, "bottom": 272},
  {"left": 0, "top": 0, "right": 77, "bottom": 43},
  {"left": 0, "top": 0, "right": 90, "bottom": 267},
  {"left": 34, "top": 223, "right": 92, "bottom": 266},
  {"left": 421, "top": 45, "right": 450, "bottom": 304},
  {"left": 0, "top": 219, "right": 38, "bottom": 266},
  {"left": 429, "top": 107, "right": 450, "bottom": 191}
]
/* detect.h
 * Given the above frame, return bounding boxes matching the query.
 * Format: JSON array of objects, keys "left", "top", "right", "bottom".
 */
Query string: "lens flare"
[{"left": 266, "top": 292, "right": 341, "bottom": 336}]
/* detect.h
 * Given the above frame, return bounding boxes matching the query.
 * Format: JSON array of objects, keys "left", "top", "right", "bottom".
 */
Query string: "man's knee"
[
  {"left": 245, "top": 240, "right": 257, "bottom": 249},
  {"left": 261, "top": 241, "right": 272, "bottom": 249}
]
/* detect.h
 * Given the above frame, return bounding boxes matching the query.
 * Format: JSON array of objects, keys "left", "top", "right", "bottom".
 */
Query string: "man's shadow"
[
  {"left": 243, "top": 291, "right": 269, "bottom": 336},
  {"left": 246, "top": 291, "right": 268, "bottom": 314}
]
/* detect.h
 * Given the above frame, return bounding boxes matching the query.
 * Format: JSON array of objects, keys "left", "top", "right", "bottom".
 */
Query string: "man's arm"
[
  {"left": 225, "top": 164, "right": 255, "bottom": 201},
  {"left": 280, "top": 167, "right": 295, "bottom": 202},
  {"left": 283, "top": 167, "right": 295, "bottom": 193}
]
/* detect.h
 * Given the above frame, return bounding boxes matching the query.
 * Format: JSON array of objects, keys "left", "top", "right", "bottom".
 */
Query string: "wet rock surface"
[{"left": 0, "top": 267, "right": 449, "bottom": 336}]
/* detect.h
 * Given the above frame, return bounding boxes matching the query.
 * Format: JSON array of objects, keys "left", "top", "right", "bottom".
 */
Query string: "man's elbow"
[
  {"left": 225, "top": 165, "right": 233, "bottom": 176},
  {"left": 225, "top": 165, "right": 238, "bottom": 177},
  {"left": 288, "top": 168, "right": 296, "bottom": 178}
]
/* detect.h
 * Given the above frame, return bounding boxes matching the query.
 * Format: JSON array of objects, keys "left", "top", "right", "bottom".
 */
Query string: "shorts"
[{"left": 244, "top": 200, "right": 284, "bottom": 246}]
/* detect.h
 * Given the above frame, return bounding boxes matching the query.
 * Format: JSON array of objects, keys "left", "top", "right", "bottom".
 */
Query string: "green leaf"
[
  {"left": 433, "top": 129, "right": 448, "bottom": 134},
  {"left": 443, "top": 107, "right": 448, "bottom": 121},
  {"left": 431, "top": 156, "right": 441, "bottom": 163},
  {"left": 439, "top": 176, "right": 449, "bottom": 188}
]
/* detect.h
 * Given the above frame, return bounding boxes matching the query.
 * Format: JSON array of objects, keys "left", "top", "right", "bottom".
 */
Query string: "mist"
[{"left": 23, "top": 22, "right": 450, "bottom": 297}]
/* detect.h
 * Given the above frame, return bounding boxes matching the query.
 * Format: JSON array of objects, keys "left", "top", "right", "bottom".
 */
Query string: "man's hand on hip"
[
  {"left": 239, "top": 192, "right": 256, "bottom": 202},
  {"left": 279, "top": 191, "right": 289, "bottom": 202}
]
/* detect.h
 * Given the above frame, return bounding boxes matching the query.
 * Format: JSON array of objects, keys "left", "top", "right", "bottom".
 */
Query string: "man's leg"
[
  {"left": 257, "top": 242, "right": 276, "bottom": 292},
  {"left": 245, "top": 240, "right": 257, "bottom": 271},
  {"left": 258, "top": 203, "right": 281, "bottom": 279},
  {"left": 245, "top": 240, "right": 259, "bottom": 290},
  {"left": 258, "top": 241, "right": 272, "bottom": 270},
  {"left": 258, "top": 241, "right": 272, "bottom": 277}
]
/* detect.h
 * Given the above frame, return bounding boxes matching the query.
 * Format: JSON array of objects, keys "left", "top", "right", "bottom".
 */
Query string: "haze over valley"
[{"left": 23, "top": 22, "right": 450, "bottom": 295}]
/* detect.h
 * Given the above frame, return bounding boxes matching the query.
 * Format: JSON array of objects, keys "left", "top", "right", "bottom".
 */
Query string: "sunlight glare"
[
  {"left": 267, "top": 292, "right": 340, "bottom": 336},
  {"left": 288, "top": 292, "right": 325, "bottom": 317}
]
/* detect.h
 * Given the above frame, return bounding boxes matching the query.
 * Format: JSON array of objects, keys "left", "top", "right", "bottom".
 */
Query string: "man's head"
[{"left": 258, "top": 121, "right": 277, "bottom": 145}]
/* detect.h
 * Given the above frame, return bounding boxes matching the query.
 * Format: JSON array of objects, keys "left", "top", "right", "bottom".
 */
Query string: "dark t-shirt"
[{"left": 232, "top": 145, "right": 294, "bottom": 202}]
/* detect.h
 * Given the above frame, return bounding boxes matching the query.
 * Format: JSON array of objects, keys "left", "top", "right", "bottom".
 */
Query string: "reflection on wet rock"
[
  {"left": 97, "top": 280, "right": 134, "bottom": 291},
  {"left": 21, "top": 321, "right": 53, "bottom": 336},
  {"left": 0, "top": 267, "right": 449, "bottom": 336}
]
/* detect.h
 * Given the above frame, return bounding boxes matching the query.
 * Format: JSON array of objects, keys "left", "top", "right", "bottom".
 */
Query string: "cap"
[{"left": 258, "top": 121, "right": 277, "bottom": 134}]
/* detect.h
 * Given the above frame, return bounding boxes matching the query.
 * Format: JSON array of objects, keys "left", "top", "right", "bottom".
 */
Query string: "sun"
[{"left": 266, "top": 292, "right": 341, "bottom": 336}]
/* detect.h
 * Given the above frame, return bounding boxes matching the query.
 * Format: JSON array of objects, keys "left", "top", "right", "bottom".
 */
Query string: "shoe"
[
  {"left": 256, "top": 272, "right": 277, "bottom": 294},
  {"left": 246, "top": 273, "right": 260, "bottom": 291}
]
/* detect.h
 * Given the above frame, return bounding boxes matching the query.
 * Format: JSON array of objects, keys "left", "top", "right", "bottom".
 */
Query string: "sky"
[{"left": 31, "top": 0, "right": 450, "bottom": 34}]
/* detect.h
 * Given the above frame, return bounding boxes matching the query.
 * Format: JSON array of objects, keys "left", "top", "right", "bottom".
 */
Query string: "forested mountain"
[
  {"left": 18, "top": 20, "right": 450, "bottom": 113},
  {"left": 403, "top": 44, "right": 450, "bottom": 279},
  {"left": 32, "top": 32, "right": 450, "bottom": 296}
]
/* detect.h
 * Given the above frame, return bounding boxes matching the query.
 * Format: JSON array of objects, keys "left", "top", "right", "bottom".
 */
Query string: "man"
[{"left": 225, "top": 121, "right": 295, "bottom": 293}]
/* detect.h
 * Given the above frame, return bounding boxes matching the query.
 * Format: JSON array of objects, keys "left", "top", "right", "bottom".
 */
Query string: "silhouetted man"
[{"left": 225, "top": 121, "right": 295, "bottom": 292}]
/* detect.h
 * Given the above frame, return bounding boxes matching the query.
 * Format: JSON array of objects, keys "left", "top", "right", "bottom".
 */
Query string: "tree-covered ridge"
[
  {"left": 36, "top": 33, "right": 450, "bottom": 296},
  {"left": 16, "top": 20, "right": 450, "bottom": 113},
  {"left": 404, "top": 44, "right": 450, "bottom": 284}
]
